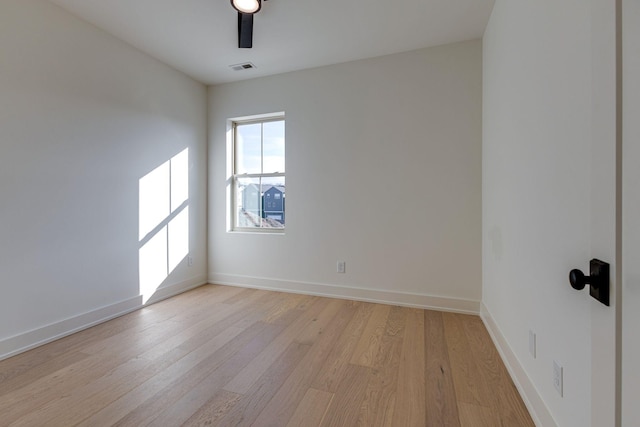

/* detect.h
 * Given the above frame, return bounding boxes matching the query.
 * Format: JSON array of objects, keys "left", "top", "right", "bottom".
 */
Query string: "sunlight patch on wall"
[
  {"left": 138, "top": 148, "right": 189, "bottom": 303},
  {"left": 139, "top": 226, "right": 168, "bottom": 300},
  {"left": 171, "top": 148, "right": 189, "bottom": 211},
  {"left": 139, "top": 161, "right": 170, "bottom": 240},
  {"left": 168, "top": 206, "right": 189, "bottom": 272}
]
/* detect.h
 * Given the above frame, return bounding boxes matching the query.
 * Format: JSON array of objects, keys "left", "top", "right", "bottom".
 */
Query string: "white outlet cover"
[{"left": 553, "top": 360, "right": 563, "bottom": 397}]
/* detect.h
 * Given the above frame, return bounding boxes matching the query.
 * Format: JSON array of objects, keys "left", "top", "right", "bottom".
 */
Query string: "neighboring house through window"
[{"left": 231, "top": 113, "right": 285, "bottom": 231}]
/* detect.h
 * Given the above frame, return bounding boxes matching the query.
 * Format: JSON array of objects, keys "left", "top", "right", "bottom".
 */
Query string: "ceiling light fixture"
[
  {"left": 230, "top": 0, "right": 261, "bottom": 14},
  {"left": 230, "top": 0, "right": 267, "bottom": 48}
]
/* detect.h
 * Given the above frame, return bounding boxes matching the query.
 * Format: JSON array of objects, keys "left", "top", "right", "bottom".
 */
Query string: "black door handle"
[
  {"left": 569, "top": 259, "right": 610, "bottom": 306},
  {"left": 569, "top": 269, "right": 589, "bottom": 290}
]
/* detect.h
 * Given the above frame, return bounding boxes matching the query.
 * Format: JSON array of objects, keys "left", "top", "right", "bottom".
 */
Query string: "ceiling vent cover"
[{"left": 230, "top": 62, "right": 256, "bottom": 71}]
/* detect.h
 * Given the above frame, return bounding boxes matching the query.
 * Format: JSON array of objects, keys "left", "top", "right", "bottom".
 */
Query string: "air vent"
[{"left": 230, "top": 62, "right": 257, "bottom": 71}]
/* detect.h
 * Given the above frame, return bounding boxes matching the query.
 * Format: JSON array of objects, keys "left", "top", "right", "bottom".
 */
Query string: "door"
[
  {"left": 622, "top": 0, "right": 639, "bottom": 425},
  {"left": 589, "top": 1, "right": 619, "bottom": 426},
  {"left": 482, "top": 2, "right": 620, "bottom": 425}
]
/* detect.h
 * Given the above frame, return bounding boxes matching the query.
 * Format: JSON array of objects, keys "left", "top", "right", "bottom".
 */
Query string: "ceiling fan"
[{"left": 230, "top": 0, "right": 268, "bottom": 48}]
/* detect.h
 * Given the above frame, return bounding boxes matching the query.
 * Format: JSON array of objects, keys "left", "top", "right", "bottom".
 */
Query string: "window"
[{"left": 232, "top": 115, "right": 285, "bottom": 231}]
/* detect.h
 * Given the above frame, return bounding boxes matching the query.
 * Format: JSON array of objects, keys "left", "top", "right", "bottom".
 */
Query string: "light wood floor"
[{"left": 0, "top": 285, "right": 534, "bottom": 426}]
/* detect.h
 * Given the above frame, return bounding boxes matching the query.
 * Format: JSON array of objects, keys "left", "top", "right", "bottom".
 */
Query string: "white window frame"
[{"left": 230, "top": 113, "right": 285, "bottom": 233}]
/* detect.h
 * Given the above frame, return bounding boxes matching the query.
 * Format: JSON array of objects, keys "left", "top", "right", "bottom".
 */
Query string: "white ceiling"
[{"left": 48, "top": 0, "right": 495, "bottom": 85}]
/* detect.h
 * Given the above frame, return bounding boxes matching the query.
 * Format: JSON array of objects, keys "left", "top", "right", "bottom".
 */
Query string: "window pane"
[
  {"left": 263, "top": 120, "right": 285, "bottom": 173},
  {"left": 261, "top": 176, "right": 285, "bottom": 228},
  {"left": 236, "top": 177, "right": 261, "bottom": 228},
  {"left": 236, "top": 123, "right": 262, "bottom": 174}
]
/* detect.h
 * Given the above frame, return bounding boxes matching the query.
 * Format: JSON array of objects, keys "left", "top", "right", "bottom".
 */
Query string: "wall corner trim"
[
  {"left": 209, "top": 272, "right": 480, "bottom": 314},
  {"left": 480, "top": 303, "right": 557, "bottom": 427},
  {"left": 0, "top": 276, "right": 207, "bottom": 361}
]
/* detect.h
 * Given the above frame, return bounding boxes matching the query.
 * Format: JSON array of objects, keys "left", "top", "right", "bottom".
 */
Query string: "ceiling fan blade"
[{"left": 238, "top": 12, "right": 253, "bottom": 48}]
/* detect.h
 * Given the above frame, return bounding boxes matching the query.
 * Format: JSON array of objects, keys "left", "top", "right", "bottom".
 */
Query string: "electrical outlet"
[
  {"left": 553, "top": 360, "right": 563, "bottom": 397},
  {"left": 188, "top": 256, "right": 193, "bottom": 267},
  {"left": 337, "top": 261, "right": 346, "bottom": 273},
  {"left": 529, "top": 330, "right": 536, "bottom": 358}
]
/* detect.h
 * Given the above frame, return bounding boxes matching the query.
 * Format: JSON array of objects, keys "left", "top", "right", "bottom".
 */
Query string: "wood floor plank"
[
  {"left": 384, "top": 305, "right": 407, "bottom": 337},
  {"left": 75, "top": 325, "right": 247, "bottom": 427},
  {"left": 251, "top": 302, "right": 358, "bottom": 427},
  {"left": 442, "top": 312, "right": 494, "bottom": 407},
  {"left": 292, "top": 294, "right": 317, "bottom": 311},
  {"left": 196, "top": 283, "right": 248, "bottom": 303},
  {"left": 350, "top": 304, "right": 391, "bottom": 368},
  {"left": 425, "top": 310, "right": 461, "bottom": 427},
  {"left": 223, "top": 297, "right": 331, "bottom": 395},
  {"left": 493, "top": 381, "right": 537, "bottom": 427},
  {"left": 0, "top": 349, "right": 90, "bottom": 397},
  {"left": 352, "top": 304, "right": 408, "bottom": 426},
  {"left": 286, "top": 388, "right": 334, "bottom": 427},
  {"left": 392, "top": 307, "right": 426, "bottom": 426},
  {"left": 10, "top": 289, "right": 285, "bottom": 425},
  {"left": 0, "top": 285, "right": 535, "bottom": 427},
  {"left": 182, "top": 390, "right": 243, "bottom": 427},
  {"left": 1, "top": 349, "right": 147, "bottom": 424},
  {"left": 12, "top": 353, "right": 167, "bottom": 427},
  {"left": 356, "top": 335, "right": 402, "bottom": 427},
  {"left": 311, "top": 301, "right": 374, "bottom": 393},
  {"left": 0, "top": 299, "right": 183, "bottom": 387},
  {"left": 74, "top": 290, "right": 284, "bottom": 426},
  {"left": 319, "top": 363, "right": 372, "bottom": 427},
  {"left": 77, "top": 285, "right": 257, "bottom": 358},
  {"left": 461, "top": 316, "right": 534, "bottom": 426},
  {"left": 262, "top": 292, "right": 308, "bottom": 324},
  {"left": 214, "top": 290, "right": 284, "bottom": 331},
  {"left": 111, "top": 321, "right": 273, "bottom": 427},
  {"left": 457, "top": 401, "right": 501, "bottom": 427},
  {"left": 143, "top": 321, "right": 288, "bottom": 427},
  {"left": 215, "top": 341, "right": 311, "bottom": 426},
  {"left": 13, "top": 307, "right": 243, "bottom": 427},
  {"left": 220, "top": 287, "right": 260, "bottom": 305},
  {"left": 293, "top": 299, "right": 346, "bottom": 345},
  {"left": 79, "top": 304, "right": 217, "bottom": 356}
]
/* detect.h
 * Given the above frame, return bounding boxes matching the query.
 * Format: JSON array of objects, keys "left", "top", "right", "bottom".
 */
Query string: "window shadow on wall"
[{"left": 138, "top": 148, "right": 189, "bottom": 303}]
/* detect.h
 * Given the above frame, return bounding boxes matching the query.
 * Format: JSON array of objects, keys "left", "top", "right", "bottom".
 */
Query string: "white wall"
[
  {"left": 623, "top": 0, "right": 640, "bottom": 424},
  {"left": 0, "top": 0, "right": 208, "bottom": 359},
  {"left": 208, "top": 41, "right": 482, "bottom": 312},
  {"left": 483, "top": 1, "right": 617, "bottom": 426}
]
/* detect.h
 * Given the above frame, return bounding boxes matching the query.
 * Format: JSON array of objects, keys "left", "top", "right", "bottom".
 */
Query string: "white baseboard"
[
  {"left": 208, "top": 272, "right": 480, "bottom": 314},
  {"left": 0, "top": 276, "right": 207, "bottom": 361},
  {"left": 480, "top": 303, "right": 557, "bottom": 427}
]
